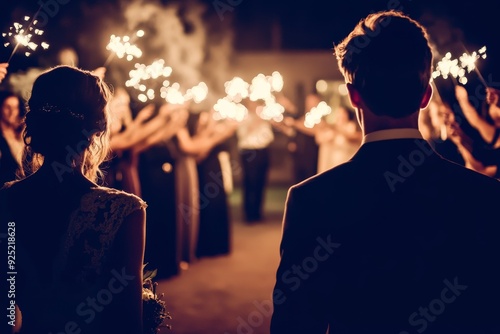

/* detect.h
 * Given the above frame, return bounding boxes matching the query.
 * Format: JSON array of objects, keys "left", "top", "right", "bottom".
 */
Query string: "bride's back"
[{"left": 0, "top": 66, "right": 146, "bottom": 334}]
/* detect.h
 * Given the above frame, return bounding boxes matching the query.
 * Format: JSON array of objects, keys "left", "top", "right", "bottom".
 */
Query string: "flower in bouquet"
[{"left": 143, "top": 264, "right": 172, "bottom": 333}]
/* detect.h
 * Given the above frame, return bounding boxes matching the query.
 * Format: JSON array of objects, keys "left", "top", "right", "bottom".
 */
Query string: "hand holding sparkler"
[
  {"left": 0, "top": 63, "right": 8, "bottom": 83},
  {"left": 455, "top": 85, "right": 500, "bottom": 146}
]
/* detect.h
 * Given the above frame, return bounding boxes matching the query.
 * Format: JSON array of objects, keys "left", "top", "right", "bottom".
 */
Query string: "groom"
[{"left": 271, "top": 10, "right": 500, "bottom": 334}]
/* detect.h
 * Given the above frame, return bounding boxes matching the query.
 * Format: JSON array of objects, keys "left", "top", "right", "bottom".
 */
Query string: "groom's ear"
[{"left": 346, "top": 83, "right": 360, "bottom": 109}]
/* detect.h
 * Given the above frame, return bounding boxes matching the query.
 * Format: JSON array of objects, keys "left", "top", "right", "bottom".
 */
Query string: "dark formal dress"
[
  {"left": 139, "top": 142, "right": 179, "bottom": 279},
  {"left": 271, "top": 131, "right": 500, "bottom": 334},
  {"left": 196, "top": 142, "right": 232, "bottom": 257}
]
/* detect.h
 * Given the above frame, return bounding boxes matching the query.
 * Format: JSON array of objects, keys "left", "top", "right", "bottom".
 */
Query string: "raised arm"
[
  {"left": 176, "top": 115, "right": 238, "bottom": 161},
  {"left": 455, "top": 85, "right": 497, "bottom": 144},
  {"left": 132, "top": 106, "right": 189, "bottom": 155}
]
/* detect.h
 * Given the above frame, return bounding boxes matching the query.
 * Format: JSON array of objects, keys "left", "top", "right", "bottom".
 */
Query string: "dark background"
[
  {"left": 0, "top": 1, "right": 496, "bottom": 54},
  {"left": 0, "top": 0, "right": 498, "bottom": 102}
]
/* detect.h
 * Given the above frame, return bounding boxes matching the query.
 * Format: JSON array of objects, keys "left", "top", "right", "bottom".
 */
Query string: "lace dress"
[{"left": 1, "top": 185, "right": 146, "bottom": 334}]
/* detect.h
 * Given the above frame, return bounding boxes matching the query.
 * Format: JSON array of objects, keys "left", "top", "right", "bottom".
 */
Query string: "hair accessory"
[{"left": 40, "top": 103, "right": 84, "bottom": 120}]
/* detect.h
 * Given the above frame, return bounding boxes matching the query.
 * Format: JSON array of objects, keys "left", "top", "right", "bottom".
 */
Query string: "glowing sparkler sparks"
[
  {"left": 184, "top": 82, "right": 209, "bottom": 103},
  {"left": 2, "top": 15, "right": 50, "bottom": 62},
  {"left": 224, "top": 77, "right": 249, "bottom": 102},
  {"left": 260, "top": 97, "right": 285, "bottom": 122},
  {"left": 126, "top": 60, "right": 173, "bottom": 101},
  {"left": 432, "top": 46, "right": 487, "bottom": 85},
  {"left": 249, "top": 73, "right": 272, "bottom": 101},
  {"left": 106, "top": 32, "right": 143, "bottom": 62},
  {"left": 304, "top": 101, "right": 332, "bottom": 128},
  {"left": 269, "top": 71, "right": 284, "bottom": 92},
  {"left": 159, "top": 82, "right": 183, "bottom": 104},
  {"left": 213, "top": 97, "right": 248, "bottom": 122}
]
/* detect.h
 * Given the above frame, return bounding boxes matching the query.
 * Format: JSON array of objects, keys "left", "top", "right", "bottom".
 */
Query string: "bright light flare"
[
  {"left": 106, "top": 34, "right": 143, "bottom": 61},
  {"left": 184, "top": 82, "right": 209, "bottom": 103},
  {"left": 432, "top": 46, "right": 487, "bottom": 85},
  {"left": 269, "top": 71, "right": 284, "bottom": 92},
  {"left": 304, "top": 101, "right": 332, "bottom": 128},
  {"left": 213, "top": 97, "right": 248, "bottom": 122},
  {"left": 249, "top": 73, "right": 272, "bottom": 101},
  {"left": 224, "top": 77, "right": 249, "bottom": 102},
  {"left": 260, "top": 97, "right": 285, "bottom": 122},
  {"left": 3, "top": 16, "right": 49, "bottom": 59}
]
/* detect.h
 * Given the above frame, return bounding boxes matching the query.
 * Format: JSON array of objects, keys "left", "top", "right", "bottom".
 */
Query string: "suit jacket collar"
[{"left": 350, "top": 138, "right": 441, "bottom": 165}]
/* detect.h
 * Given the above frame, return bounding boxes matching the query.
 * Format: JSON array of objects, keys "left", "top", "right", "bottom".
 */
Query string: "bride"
[{"left": 0, "top": 66, "right": 146, "bottom": 334}]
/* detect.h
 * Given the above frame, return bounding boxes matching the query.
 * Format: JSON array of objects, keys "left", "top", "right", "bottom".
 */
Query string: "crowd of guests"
[
  {"left": 3, "top": 57, "right": 500, "bottom": 286},
  {"left": 0, "top": 62, "right": 238, "bottom": 282}
]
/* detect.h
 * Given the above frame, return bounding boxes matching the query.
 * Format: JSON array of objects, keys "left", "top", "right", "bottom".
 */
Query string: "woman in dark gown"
[
  {"left": 181, "top": 110, "right": 238, "bottom": 258},
  {"left": 196, "top": 140, "right": 232, "bottom": 257}
]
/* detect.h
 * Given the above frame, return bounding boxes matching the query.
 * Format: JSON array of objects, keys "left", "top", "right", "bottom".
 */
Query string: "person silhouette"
[
  {"left": 1, "top": 66, "right": 146, "bottom": 334},
  {"left": 271, "top": 10, "right": 500, "bottom": 334}
]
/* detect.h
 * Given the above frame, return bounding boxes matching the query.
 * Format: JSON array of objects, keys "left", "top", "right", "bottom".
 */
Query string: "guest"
[
  {"left": 179, "top": 110, "right": 238, "bottom": 258},
  {"left": 452, "top": 85, "right": 500, "bottom": 177},
  {"left": 0, "top": 66, "right": 146, "bottom": 334},
  {"left": 237, "top": 99, "right": 274, "bottom": 222},
  {"left": 0, "top": 91, "right": 24, "bottom": 186},
  {"left": 271, "top": 10, "right": 500, "bottom": 334},
  {"left": 106, "top": 87, "right": 186, "bottom": 196},
  {"left": 278, "top": 93, "right": 320, "bottom": 183},
  {"left": 314, "top": 105, "right": 361, "bottom": 173},
  {"left": 456, "top": 85, "right": 500, "bottom": 148},
  {"left": 137, "top": 105, "right": 189, "bottom": 279},
  {"left": 419, "top": 100, "right": 465, "bottom": 165}
]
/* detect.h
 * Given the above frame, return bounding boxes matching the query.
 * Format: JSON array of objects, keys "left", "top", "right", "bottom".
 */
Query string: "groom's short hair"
[{"left": 335, "top": 10, "right": 433, "bottom": 118}]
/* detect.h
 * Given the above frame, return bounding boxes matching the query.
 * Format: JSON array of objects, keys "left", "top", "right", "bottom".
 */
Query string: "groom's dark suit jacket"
[{"left": 271, "top": 138, "right": 500, "bottom": 334}]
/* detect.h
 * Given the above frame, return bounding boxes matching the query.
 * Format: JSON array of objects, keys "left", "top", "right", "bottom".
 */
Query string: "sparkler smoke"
[{"left": 119, "top": 0, "right": 233, "bottom": 110}]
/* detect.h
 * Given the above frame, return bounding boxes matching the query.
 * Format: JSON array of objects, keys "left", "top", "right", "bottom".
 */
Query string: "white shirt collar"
[{"left": 362, "top": 128, "right": 423, "bottom": 145}]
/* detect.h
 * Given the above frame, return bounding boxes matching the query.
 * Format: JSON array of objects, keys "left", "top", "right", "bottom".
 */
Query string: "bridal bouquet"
[{"left": 143, "top": 265, "right": 172, "bottom": 333}]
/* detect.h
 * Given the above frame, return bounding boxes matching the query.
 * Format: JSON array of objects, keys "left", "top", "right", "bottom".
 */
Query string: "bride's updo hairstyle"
[{"left": 24, "top": 65, "right": 111, "bottom": 182}]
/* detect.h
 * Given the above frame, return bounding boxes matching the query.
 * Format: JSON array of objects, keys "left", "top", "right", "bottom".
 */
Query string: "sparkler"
[
  {"left": 213, "top": 97, "right": 248, "bottom": 122},
  {"left": 260, "top": 96, "right": 285, "bottom": 122},
  {"left": 103, "top": 30, "right": 144, "bottom": 67},
  {"left": 3, "top": 14, "right": 50, "bottom": 63},
  {"left": 304, "top": 101, "right": 332, "bottom": 128},
  {"left": 213, "top": 72, "right": 285, "bottom": 122},
  {"left": 432, "top": 46, "right": 487, "bottom": 86},
  {"left": 459, "top": 45, "right": 487, "bottom": 86},
  {"left": 126, "top": 59, "right": 173, "bottom": 102}
]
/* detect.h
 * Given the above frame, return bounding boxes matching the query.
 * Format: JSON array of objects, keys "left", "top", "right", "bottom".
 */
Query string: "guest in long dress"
[
  {"left": 237, "top": 100, "right": 274, "bottom": 222},
  {"left": 176, "top": 110, "right": 238, "bottom": 260},
  {"left": 137, "top": 105, "right": 189, "bottom": 279}
]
